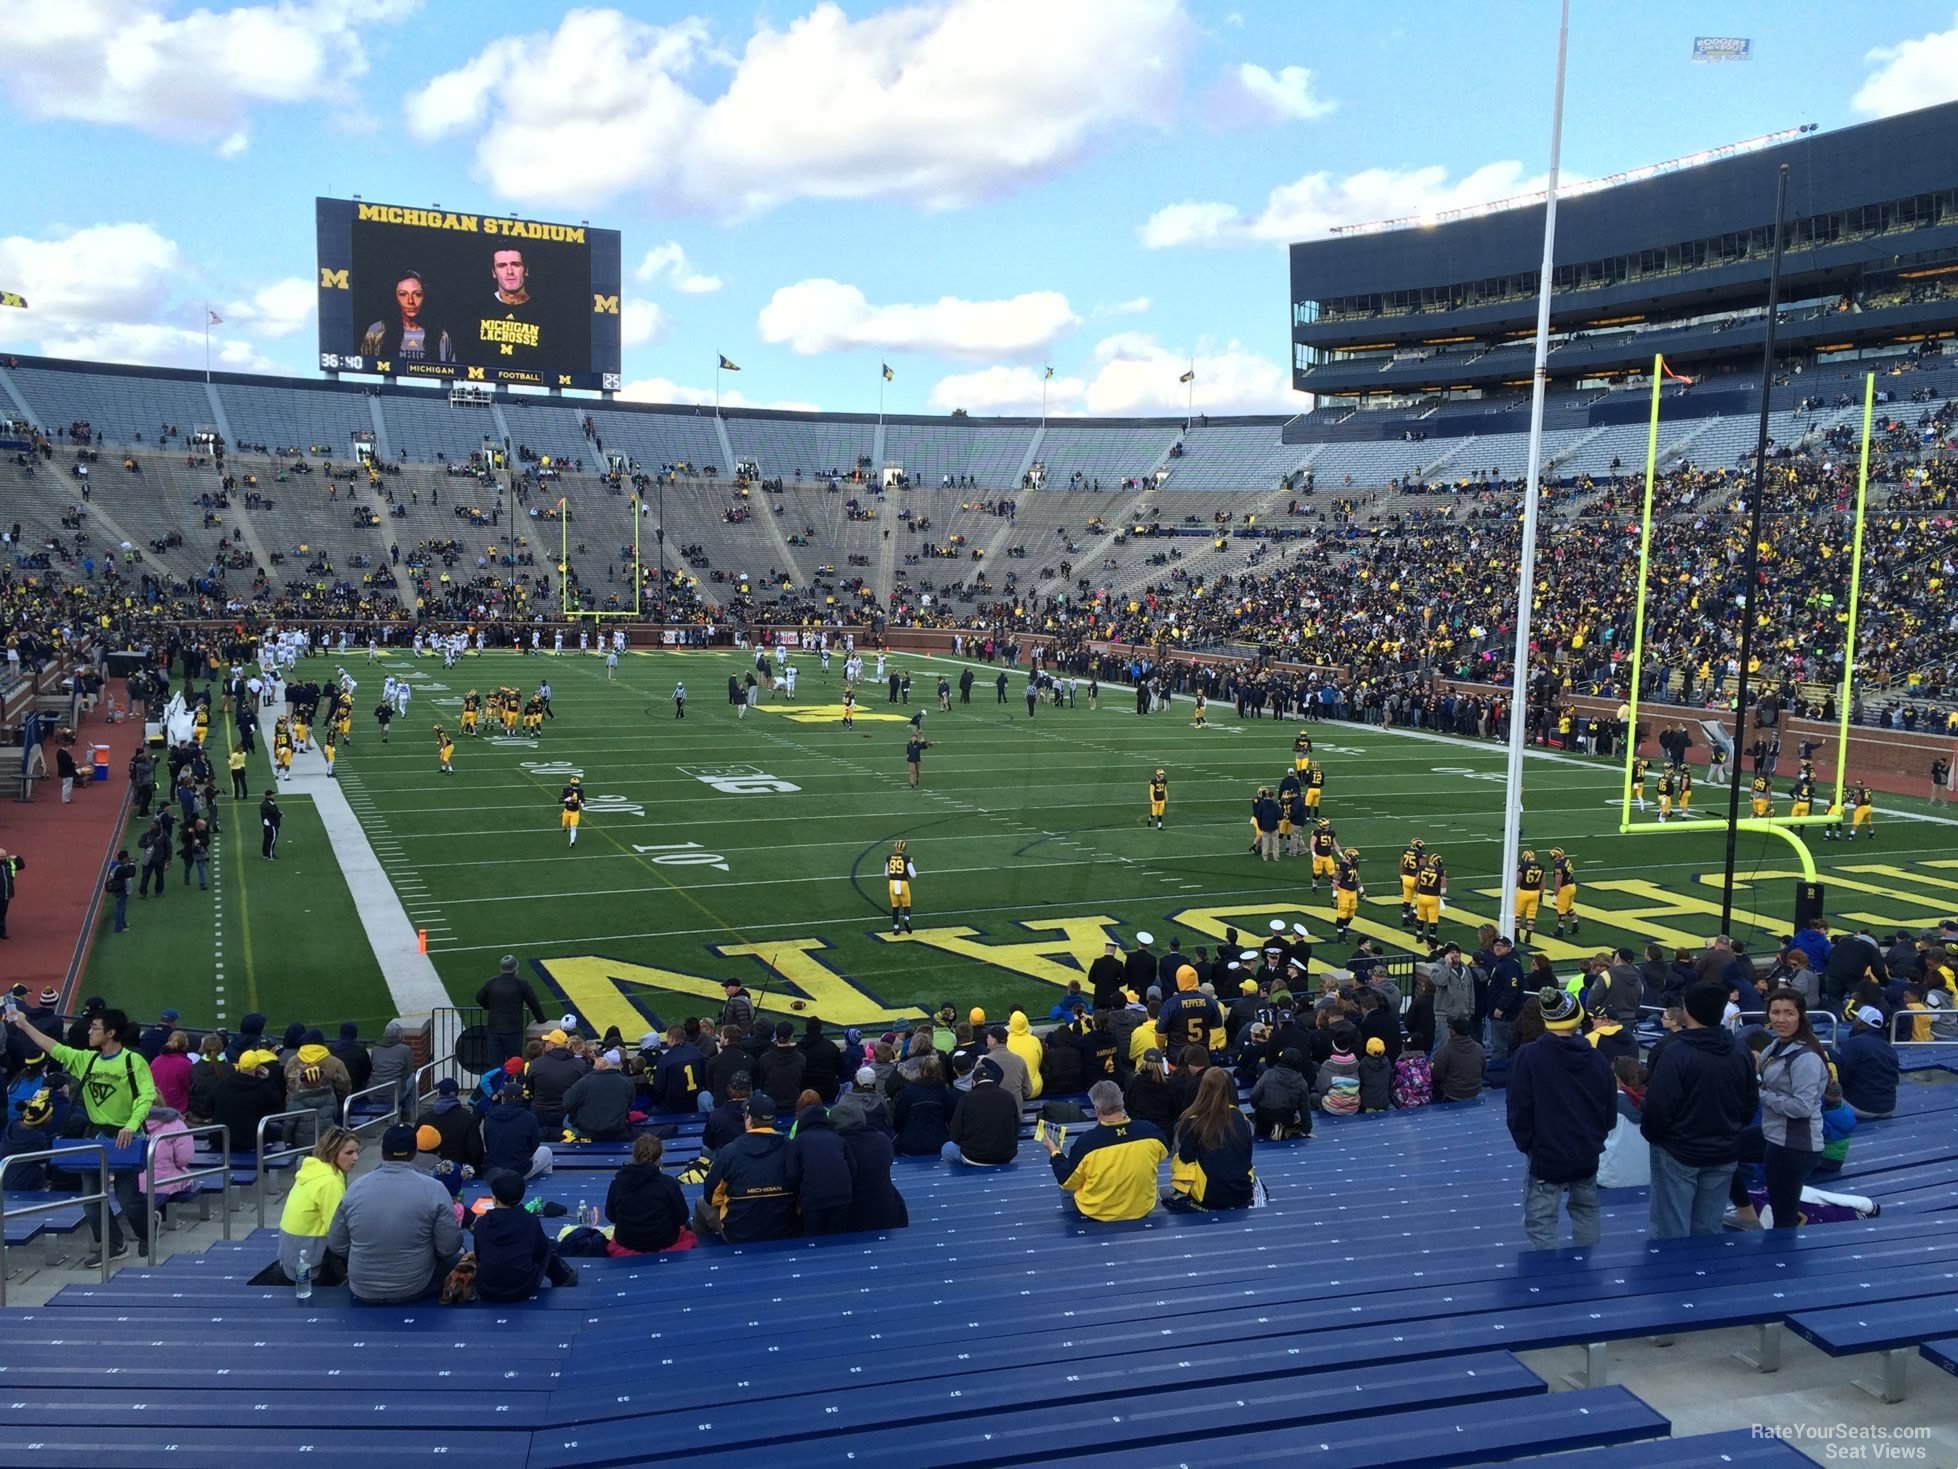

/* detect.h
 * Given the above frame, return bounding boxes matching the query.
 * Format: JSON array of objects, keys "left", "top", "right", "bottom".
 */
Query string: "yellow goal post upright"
[
  {"left": 558, "top": 491, "right": 644, "bottom": 621},
  {"left": 1615, "top": 359, "right": 1877, "bottom": 911}
]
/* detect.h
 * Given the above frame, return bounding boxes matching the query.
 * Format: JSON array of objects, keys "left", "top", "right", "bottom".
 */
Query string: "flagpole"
[
  {"left": 1496, "top": 0, "right": 1569, "bottom": 941},
  {"left": 1041, "top": 372, "right": 1049, "bottom": 428},
  {"left": 203, "top": 306, "right": 212, "bottom": 385},
  {"left": 1185, "top": 363, "right": 1194, "bottom": 430},
  {"left": 715, "top": 358, "right": 721, "bottom": 418}
]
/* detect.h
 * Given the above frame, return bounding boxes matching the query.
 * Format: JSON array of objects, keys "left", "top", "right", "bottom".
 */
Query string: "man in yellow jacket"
[{"left": 1044, "top": 1079, "right": 1168, "bottom": 1221}]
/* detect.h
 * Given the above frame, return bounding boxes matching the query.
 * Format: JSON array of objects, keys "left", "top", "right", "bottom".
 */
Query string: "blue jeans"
[
  {"left": 1648, "top": 1146, "right": 1735, "bottom": 1238},
  {"left": 112, "top": 891, "right": 129, "bottom": 931},
  {"left": 1486, "top": 1017, "right": 1513, "bottom": 1060},
  {"left": 1523, "top": 1170, "right": 1599, "bottom": 1249}
]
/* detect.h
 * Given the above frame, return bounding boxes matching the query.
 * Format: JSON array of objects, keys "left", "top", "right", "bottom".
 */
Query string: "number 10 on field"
[{"left": 633, "top": 842, "right": 730, "bottom": 872}]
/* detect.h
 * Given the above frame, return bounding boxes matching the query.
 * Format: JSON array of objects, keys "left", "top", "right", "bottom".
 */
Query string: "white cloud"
[
  {"left": 1853, "top": 13, "right": 1958, "bottom": 116},
  {"left": 0, "top": 222, "right": 184, "bottom": 323},
  {"left": 1095, "top": 296, "right": 1152, "bottom": 318},
  {"left": 0, "top": 222, "right": 289, "bottom": 372},
  {"left": 928, "top": 365, "right": 1083, "bottom": 413},
  {"left": 634, "top": 242, "right": 722, "bottom": 295},
  {"left": 758, "top": 278, "right": 1079, "bottom": 359},
  {"left": 929, "top": 333, "right": 1299, "bottom": 416},
  {"left": 404, "top": 0, "right": 1191, "bottom": 213},
  {"left": 1234, "top": 63, "right": 1334, "bottom": 121},
  {"left": 617, "top": 377, "right": 818, "bottom": 413},
  {"left": 221, "top": 277, "right": 316, "bottom": 339},
  {"left": 619, "top": 299, "right": 668, "bottom": 347},
  {"left": 1139, "top": 160, "right": 1550, "bottom": 247},
  {"left": 0, "top": 0, "right": 419, "bottom": 152},
  {"left": 29, "top": 322, "right": 276, "bottom": 374}
]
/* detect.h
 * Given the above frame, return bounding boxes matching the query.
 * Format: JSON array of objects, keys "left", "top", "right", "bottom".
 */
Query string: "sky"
[{"left": 2, "top": 0, "right": 1955, "bottom": 418}]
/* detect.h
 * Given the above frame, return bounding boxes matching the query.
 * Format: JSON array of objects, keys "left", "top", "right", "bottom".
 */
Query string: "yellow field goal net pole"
[
  {"left": 1617, "top": 353, "right": 1666, "bottom": 833},
  {"left": 1829, "top": 373, "right": 1876, "bottom": 818},
  {"left": 554, "top": 493, "right": 642, "bottom": 622},
  {"left": 1614, "top": 367, "right": 1872, "bottom": 871}
]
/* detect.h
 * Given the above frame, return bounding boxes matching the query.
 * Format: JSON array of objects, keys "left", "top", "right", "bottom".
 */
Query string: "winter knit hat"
[
  {"left": 1539, "top": 985, "right": 1584, "bottom": 1033},
  {"left": 1365, "top": 1037, "right": 1386, "bottom": 1057}
]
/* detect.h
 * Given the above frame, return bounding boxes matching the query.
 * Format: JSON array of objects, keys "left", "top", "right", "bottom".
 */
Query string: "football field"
[{"left": 86, "top": 647, "right": 1958, "bottom": 1036}]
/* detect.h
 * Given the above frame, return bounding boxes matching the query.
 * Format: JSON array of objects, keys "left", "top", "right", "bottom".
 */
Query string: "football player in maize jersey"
[
  {"left": 1332, "top": 849, "right": 1364, "bottom": 941},
  {"left": 460, "top": 690, "right": 481, "bottom": 736},
  {"left": 1308, "top": 819, "right": 1339, "bottom": 891},
  {"left": 1826, "top": 780, "right": 1874, "bottom": 841},
  {"left": 1303, "top": 761, "right": 1326, "bottom": 814},
  {"left": 1750, "top": 774, "right": 1773, "bottom": 818},
  {"left": 1398, "top": 839, "right": 1425, "bottom": 930},
  {"left": 1631, "top": 755, "right": 1650, "bottom": 811},
  {"left": 1148, "top": 768, "right": 1168, "bottom": 829},
  {"left": 1413, "top": 853, "right": 1446, "bottom": 946},
  {"left": 435, "top": 724, "right": 454, "bottom": 775},
  {"left": 1292, "top": 731, "right": 1312, "bottom": 773},
  {"left": 1675, "top": 764, "right": 1693, "bottom": 815},
  {"left": 1789, "top": 767, "right": 1816, "bottom": 818},
  {"left": 560, "top": 776, "right": 583, "bottom": 845},
  {"left": 1550, "top": 848, "right": 1579, "bottom": 937},
  {"left": 1513, "top": 849, "right": 1546, "bottom": 943},
  {"left": 1655, "top": 766, "right": 1674, "bottom": 821},
  {"left": 886, "top": 839, "right": 916, "bottom": 934}
]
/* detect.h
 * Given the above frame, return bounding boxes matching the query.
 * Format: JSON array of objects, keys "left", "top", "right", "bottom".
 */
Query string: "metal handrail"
[
  {"left": 342, "top": 1076, "right": 406, "bottom": 1138},
  {"left": 253, "top": 1108, "right": 327, "bottom": 1230},
  {"left": 1887, "top": 1007, "right": 1958, "bottom": 1046},
  {"left": 406, "top": 1054, "right": 453, "bottom": 1109},
  {"left": 141, "top": 1124, "right": 233, "bottom": 1265},
  {"left": 0, "top": 1143, "right": 113, "bottom": 1308}
]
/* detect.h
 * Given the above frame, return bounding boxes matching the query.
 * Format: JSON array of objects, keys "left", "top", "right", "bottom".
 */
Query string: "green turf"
[
  {"left": 134, "top": 645, "right": 1949, "bottom": 1042},
  {"left": 81, "top": 732, "right": 398, "bottom": 1034}
]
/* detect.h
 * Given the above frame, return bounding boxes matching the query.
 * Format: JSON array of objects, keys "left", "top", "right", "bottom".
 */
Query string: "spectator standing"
[
  {"left": 1485, "top": 936, "right": 1525, "bottom": 1058},
  {"left": 326, "top": 1125, "right": 464, "bottom": 1304},
  {"left": 1505, "top": 988, "right": 1615, "bottom": 1249},
  {"left": 475, "top": 955, "right": 545, "bottom": 1071},
  {"left": 1642, "top": 982, "right": 1760, "bottom": 1238},
  {"left": 5, "top": 1005, "right": 154, "bottom": 1265},
  {"left": 1748, "top": 989, "right": 1829, "bottom": 1229}
]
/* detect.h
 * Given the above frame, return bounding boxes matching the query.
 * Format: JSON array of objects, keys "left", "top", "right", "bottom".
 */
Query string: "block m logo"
[
  {"left": 592, "top": 294, "right": 619, "bottom": 314},
  {"left": 465, "top": 366, "right": 486, "bottom": 381},
  {"left": 319, "top": 268, "right": 350, "bottom": 290}
]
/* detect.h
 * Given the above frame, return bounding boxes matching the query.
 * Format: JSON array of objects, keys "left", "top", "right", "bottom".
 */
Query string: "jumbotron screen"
[{"left": 315, "top": 197, "right": 622, "bottom": 391}]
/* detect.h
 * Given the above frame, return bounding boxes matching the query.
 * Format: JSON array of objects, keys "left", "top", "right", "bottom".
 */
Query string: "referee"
[{"left": 260, "top": 788, "right": 282, "bottom": 860}]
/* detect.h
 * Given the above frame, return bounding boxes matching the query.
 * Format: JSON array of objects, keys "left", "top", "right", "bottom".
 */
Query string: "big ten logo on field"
[
  {"left": 523, "top": 761, "right": 583, "bottom": 779},
  {"left": 678, "top": 763, "right": 801, "bottom": 794}
]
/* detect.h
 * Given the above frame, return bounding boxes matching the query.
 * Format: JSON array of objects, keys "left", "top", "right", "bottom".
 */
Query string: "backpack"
[{"left": 1390, "top": 1053, "right": 1432, "bottom": 1109}]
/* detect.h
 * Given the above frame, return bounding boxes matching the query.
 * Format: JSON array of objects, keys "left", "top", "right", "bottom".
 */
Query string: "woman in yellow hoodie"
[
  {"left": 1006, "top": 1011, "right": 1045, "bottom": 1098},
  {"left": 277, "top": 1127, "right": 360, "bottom": 1285}
]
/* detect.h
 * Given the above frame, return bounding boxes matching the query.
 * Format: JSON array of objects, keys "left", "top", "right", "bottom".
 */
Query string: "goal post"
[
  {"left": 558, "top": 492, "right": 644, "bottom": 620},
  {"left": 1618, "top": 359, "right": 1876, "bottom": 839}
]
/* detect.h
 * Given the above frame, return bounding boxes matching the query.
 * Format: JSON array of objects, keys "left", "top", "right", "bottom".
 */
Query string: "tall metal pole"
[
  {"left": 1719, "top": 163, "right": 1792, "bottom": 936},
  {"left": 1496, "top": 0, "right": 1569, "bottom": 941}
]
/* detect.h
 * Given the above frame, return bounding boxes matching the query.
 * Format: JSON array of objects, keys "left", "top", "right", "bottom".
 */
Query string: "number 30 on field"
[{"left": 633, "top": 841, "right": 730, "bottom": 872}]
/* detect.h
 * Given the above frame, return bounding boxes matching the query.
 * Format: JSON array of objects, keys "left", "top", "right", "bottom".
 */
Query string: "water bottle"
[
  {"left": 294, "top": 1250, "right": 312, "bottom": 1301},
  {"left": 578, "top": 1201, "right": 592, "bottom": 1227}
]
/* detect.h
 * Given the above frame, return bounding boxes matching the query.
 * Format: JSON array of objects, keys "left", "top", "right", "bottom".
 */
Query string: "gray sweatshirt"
[{"left": 326, "top": 1161, "right": 463, "bottom": 1302}]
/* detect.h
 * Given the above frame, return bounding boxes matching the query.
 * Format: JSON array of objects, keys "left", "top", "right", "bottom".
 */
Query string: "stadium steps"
[
  {"left": 0, "top": 362, "right": 40, "bottom": 425},
  {"left": 366, "top": 393, "right": 393, "bottom": 460},
  {"left": 1015, "top": 424, "right": 1045, "bottom": 486},
  {"left": 712, "top": 414, "right": 737, "bottom": 477}
]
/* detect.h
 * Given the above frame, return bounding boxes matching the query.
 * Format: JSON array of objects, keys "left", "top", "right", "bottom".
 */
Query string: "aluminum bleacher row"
[{"left": 0, "top": 1046, "right": 1952, "bottom": 1468}]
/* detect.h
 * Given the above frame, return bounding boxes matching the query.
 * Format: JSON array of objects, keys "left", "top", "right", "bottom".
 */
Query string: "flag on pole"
[
  {"left": 0, "top": 290, "right": 26, "bottom": 309},
  {"left": 1043, "top": 365, "right": 1055, "bottom": 380},
  {"left": 881, "top": 363, "right": 894, "bottom": 382},
  {"left": 207, "top": 308, "right": 223, "bottom": 326},
  {"left": 1178, "top": 368, "right": 1195, "bottom": 384},
  {"left": 1659, "top": 357, "right": 1695, "bottom": 386},
  {"left": 718, "top": 354, "right": 740, "bottom": 371}
]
